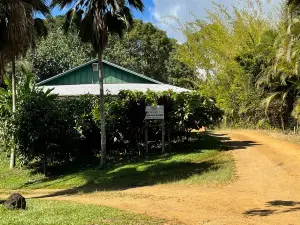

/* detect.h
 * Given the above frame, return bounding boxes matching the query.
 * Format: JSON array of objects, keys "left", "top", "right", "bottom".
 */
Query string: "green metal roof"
[{"left": 37, "top": 59, "right": 163, "bottom": 86}]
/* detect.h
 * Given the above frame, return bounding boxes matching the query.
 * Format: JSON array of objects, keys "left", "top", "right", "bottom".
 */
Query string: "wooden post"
[
  {"left": 145, "top": 121, "right": 148, "bottom": 158},
  {"left": 10, "top": 57, "right": 16, "bottom": 169},
  {"left": 162, "top": 119, "right": 165, "bottom": 154},
  {"left": 168, "top": 127, "right": 171, "bottom": 150}
]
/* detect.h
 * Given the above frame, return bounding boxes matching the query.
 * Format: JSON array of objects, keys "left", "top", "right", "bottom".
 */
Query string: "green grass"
[
  {"left": 0, "top": 154, "right": 44, "bottom": 189},
  {"left": 0, "top": 133, "right": 234, "bottom": 190},
  {"left": 0, "top": 199, "right": 165, "bottom": 225}
]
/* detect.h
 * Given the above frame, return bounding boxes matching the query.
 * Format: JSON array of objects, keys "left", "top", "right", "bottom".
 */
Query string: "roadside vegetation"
[
  {"left": 253, "top": 129, "right": 300, "bottom": 145},
  {"left": 0, "top": 199, "right": 165, "bottom": 225},
  {"left": 175, "top": 0, "right": 300, "bottom": 132}
]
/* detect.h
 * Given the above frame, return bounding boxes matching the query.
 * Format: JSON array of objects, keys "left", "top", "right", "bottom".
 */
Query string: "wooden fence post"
[
  {"left": 145, "top": 121, "right": 148, "bottom": 158},
  {"left": 162, "top": 119, "right": 165, "bottom": 154}
]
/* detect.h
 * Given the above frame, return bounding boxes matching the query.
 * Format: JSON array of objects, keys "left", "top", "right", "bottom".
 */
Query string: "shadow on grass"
[
  {"left": 35, "top": 160, "right": 223, "bottom": 198},
  {"left": 245, "top": 200, "right": 300, "bottom": 216},
  {"left": 32, "top": 132, "right": 258, "bottom": 198},
  {"left": 0, "top": 200, "right": 4, "bottom": 205}
]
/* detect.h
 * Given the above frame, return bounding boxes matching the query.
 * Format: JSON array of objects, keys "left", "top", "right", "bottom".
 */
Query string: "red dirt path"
[{"left": 3, "top": 130, "right": 300, "bottom": 225}]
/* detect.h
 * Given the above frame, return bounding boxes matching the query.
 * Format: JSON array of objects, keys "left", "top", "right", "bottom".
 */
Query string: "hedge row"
[{"left": 3, "top": 89, "right": 223, "bottom": 169}]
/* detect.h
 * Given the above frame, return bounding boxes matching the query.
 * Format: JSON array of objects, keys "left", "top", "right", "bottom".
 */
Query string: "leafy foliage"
[
  {"left": 27, "top": 17, "right": 95, "bottom": 81},
  {"left": 0, "top": 88, "right": 222, "bottom": 172},
  {"left": 105, "top": 20, "right": 196, "bottom": 86},
  {"left": 26, "top": 17, "right": 196, "bottom": 88},
  {"left": 0, "top": 63, "right": 39, "bottom": 155},
  {"left": 175, "top": 0, "right": 300, "bottom": 130},
  {"left": 0, "top": 0, "right": 49, "bottom": 83}
]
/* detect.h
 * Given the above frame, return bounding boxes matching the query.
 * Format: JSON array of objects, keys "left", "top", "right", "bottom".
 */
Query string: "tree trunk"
[
  {"left": 10, "top": 57, "right": 16, "bottom": 169},
  {"left": 280, "top": 115, "right": 285, "bottom": 131},
  {"left": 43, "top": 153, "right": 47, "bottom": 176},
  {"left": 98, "top": 51, "right": 106, "bottom": 168}
]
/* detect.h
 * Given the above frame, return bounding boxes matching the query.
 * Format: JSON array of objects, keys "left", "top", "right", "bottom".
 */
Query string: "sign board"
[
  {"left": 145, "top": 105, "right": 164, "bottom": 120},
  {"left": 92, "top": 63, "right": 98, "bottom": 72}
]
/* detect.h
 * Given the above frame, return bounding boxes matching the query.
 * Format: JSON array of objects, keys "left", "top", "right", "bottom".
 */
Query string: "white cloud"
[{"left": 151, "top": 0, "right": 283, "bottom": 42}]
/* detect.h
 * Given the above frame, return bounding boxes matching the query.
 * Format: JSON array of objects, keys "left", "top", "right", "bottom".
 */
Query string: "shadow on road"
[
  {"left": 208, "top": 132, "right": 260, "bottom": 150},
  {"left": 245, "top": 200, "right": 300, "bottom": 216}
]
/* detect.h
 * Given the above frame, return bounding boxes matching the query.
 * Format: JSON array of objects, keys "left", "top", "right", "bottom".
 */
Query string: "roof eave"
[{"left": 37, "top": 59, "right": 163, "bottom": 86}]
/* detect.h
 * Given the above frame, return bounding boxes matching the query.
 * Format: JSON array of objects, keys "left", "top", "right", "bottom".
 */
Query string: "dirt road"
[{"left": 5, "top": 130, "right": 300, "bottom": 225}]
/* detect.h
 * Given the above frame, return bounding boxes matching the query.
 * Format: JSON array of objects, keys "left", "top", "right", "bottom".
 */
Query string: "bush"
[{"left": 2, "top": 89, "right": 223, "bottom": 172}]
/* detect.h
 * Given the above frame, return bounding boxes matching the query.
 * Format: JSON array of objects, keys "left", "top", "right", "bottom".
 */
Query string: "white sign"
[
  {"left": 92, "top": 63, "right": 98, "bottom": 72},
  {"left": 145, "top": 105, "right": 164, "bottom": 120}
]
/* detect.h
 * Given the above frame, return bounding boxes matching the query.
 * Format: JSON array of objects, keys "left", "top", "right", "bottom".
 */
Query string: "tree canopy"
[
  {"left": 175, "top": 0, "right": 300, "bottom": 129},
  {"left": 27, "top": 16, "right": 95, "bottom": 82},
  {"left": 105, "top": 20, "right": 195, "bottom": 85},
  {"left": 27, "top": 17, "right": 196, "bottom": 88}
]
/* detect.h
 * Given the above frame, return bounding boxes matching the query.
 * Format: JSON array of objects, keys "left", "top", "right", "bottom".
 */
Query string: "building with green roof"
[{"left": 38, "top": 59, "right": 189, "bottom": 96}]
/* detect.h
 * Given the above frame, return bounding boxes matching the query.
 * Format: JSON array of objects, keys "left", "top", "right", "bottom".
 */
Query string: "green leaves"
[
  {"left": 4, "top": 89, "right": 222, "bottom": 169},
  {"left": 27, "top": 17, "right": 95, "bottom": 81},
  {"left": 0, "top": 0, "right": 49, "bottom": 83},
  {"left": 51, "top": 0, "right": 144, "bottom": 51},
  {"left": 128, "top": 0, "right": 145, "bottom": 11},
  {"left": 104, "top": 19, "right": 195, "bottom": 84},
  {"left": 173, "top": 0, "right": 300, "bottom": 129}
]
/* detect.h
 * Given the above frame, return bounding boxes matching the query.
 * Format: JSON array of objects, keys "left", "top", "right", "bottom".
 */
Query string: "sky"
[{"left": 52, "top": 0, "right": 283, "bottom": 42}]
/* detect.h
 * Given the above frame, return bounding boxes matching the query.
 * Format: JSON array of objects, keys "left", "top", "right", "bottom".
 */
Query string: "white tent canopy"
[{"left": 41, "top": 84, "right": 190, "bottom": 96}]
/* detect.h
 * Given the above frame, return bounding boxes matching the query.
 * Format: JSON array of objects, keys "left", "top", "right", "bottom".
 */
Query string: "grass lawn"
[
  {"left": 0, "top": 132, "right": 234, "bottom": 190},
  {"left": 0, "top": 199, "right": 165, "bottom": 225},
  {"left": 0, "top": 155, "right": 44, "bottom": 190}
]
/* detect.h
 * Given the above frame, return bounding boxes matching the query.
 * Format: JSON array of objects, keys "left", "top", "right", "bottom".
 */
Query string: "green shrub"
[{"left": 1, "top": 89, "right": 223, "bottom": 172}]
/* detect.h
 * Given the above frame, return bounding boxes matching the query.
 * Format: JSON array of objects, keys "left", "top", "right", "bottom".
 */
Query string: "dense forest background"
[
  {"left": 24, "top": 17, "right": 196, "bottom": 89},
  {"left": 175, "top": 0, "right": 300, "bottom": 130},
  {"left": 14, "top": 0, "right": 300, "bottom": 131}
]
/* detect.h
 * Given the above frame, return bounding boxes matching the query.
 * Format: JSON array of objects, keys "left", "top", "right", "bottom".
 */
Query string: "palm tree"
[
  {"left": 0, "top": 0, "right": 49, "bottom": 168},
  {"left": 51, "top": 0, "right": 144, "bottom": 168},
  {"left": 257, "top": 17, "right": 300, "bottom": 130},
  {"left": 287, "top": 0, "right": 300, "bottom": 10}
]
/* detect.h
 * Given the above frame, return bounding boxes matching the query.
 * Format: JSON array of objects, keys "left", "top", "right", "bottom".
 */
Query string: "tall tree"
[
  {"left": 27, "top": 16, "right": 95, "bottom": 81},
  {"left": 176, "top": 1, "right": 270, "bottom": 124},
  {"left": 105, "top": 20, "right": 174, "bottom": 83},
  {"left": 105, "top": 20, "right": 196, "bottom": 87},
  {"left": 0, "top": 0, "right": 49, "bottom": 168},
  {"left": 287, "top": 0, "right": 300, "bottom": 12},
  {"left": 28, "top": 17, "right": 195, "bottom": 88},
  {"left": 51, "top": 0, "right": 144, "bottom": 167}
]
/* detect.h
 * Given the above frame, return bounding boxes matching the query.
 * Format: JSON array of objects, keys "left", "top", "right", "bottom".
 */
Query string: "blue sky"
[
  {"left": 51, "top": 0, "right": 155, "bottom": 19},
  {"left": 51, "top": 0, "right": 283, "bottom": 42}
]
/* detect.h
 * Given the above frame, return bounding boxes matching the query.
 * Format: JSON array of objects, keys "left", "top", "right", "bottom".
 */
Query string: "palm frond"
[
  {"left": 0, "top": 0, "right": 49, "bottom": 84},
  {"left": 52, "top": 0, "right": 144, "bottom": 51},
  {"left": 63, "top": 8, "right": 83, "bottom": 33},
  {"left": 79, "top": 10, "right": 93, "bottom": 43},
  {"left": 105, "top": 12, "right": 125, "bottom": 37},
  {"left": 128, "top": 0, "right": 144, "bottom": 11},
  {"left": 292, "top": 97, "right": 300, "bottom": 120},
  {"left": 262, "top": 92, "right": 281, "bottom": 114},
  {"left": 25, "top": 0, "right": 50, "bottom": 15},
  {"left": 50, "top": 0, "right": 74, "bottom": 9},
  {"left": 34, "top": 18, "right": 48, "bottom": 38}
]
